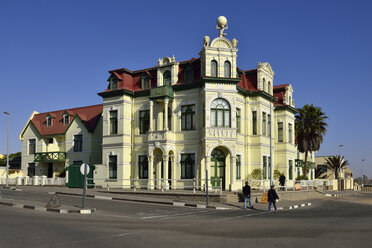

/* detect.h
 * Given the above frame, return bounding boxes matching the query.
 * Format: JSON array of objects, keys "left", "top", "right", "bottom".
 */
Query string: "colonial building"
[
  {"left": 19, "top": 16, "right": 315, "bottom": 191},
  {"left": 19, "top": 105, "right": 102, "bottom": 178},
  {"left": 93, "top": 16, "right": 314, "bottom": 191}
]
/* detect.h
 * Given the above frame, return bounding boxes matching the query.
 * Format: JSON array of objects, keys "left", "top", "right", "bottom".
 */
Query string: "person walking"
[
  {"left": 279, "top": 173, "right": 286, "bottom": 191},
  {"left": 267, "top": 185, "right": 279, "bottom": 212},
  {"left": 242, "top": 181, "right": 253, "bottom": 210}
]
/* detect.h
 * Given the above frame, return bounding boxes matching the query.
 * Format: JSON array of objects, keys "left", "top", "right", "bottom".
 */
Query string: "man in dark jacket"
[
  {"left": 267, "top": 185, "right": 279, "bottom": 211},
  {"left": 279, "top": 173, "right": 286, "bottom": 191},
  {"left": 242, "top": 181, "right": 253, "bottom": 209}
]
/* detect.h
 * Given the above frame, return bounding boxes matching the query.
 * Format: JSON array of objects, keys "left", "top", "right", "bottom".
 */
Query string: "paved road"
[{"left": 0, "top": 190, "right": 371, "bottom": 248}]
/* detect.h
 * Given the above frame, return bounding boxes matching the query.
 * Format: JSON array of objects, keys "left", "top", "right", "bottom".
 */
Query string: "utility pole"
[{"left": 3, "top": 112, "right": 10, "bottom": 187}]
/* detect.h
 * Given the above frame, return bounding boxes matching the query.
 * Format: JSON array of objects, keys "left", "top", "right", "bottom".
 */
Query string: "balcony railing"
[
  {"left": 148, "top": 130, "right": 174, "bottom": 141},
  {"left": 150, "top": 85, "right": 174, "bottom": 100},
  {"left": 34, "top": 152, "right": 66, "bottom": 162},
  {"left": 204, "top": 127, "right": 237, "bottom": 139}
]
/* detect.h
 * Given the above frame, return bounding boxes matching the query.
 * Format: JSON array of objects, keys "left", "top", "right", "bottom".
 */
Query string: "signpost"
[{"left": 80, "top": 163, "right": 89, "bottom": 209}]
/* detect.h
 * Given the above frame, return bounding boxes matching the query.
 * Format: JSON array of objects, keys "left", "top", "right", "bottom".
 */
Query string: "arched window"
[
  {"left": 263, "top": 78, "right": 266, "bottom": 92},
  {"left": 163, "top": 70, "right": 171, "bottom": 86},
  {"left": 224, "top": 61, "right": 231, "bottom": 78},
  {"left": 141, "top": 74, "right": 150, "bottom": 90},
  {"left": 211, "top": 60, "right": 218, "bottom": 77},
  {"left": 183, "top": 66, "right": 194, "bottom": 83},
  {"left": 210, "top": 98, "right": 231, "bottom": 127}
]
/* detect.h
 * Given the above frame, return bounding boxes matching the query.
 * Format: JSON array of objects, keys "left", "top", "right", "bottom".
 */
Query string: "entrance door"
[
  {"left": 211, "top": 149, "right": 225, "bottom": 189},
  {"left": 48, "top": 163, "right": 53, "bottom": 178}
]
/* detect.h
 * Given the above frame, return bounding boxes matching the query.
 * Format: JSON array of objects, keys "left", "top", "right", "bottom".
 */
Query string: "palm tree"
[
  {"left": 295, "top": 104, "right": 328, "bottom": 177},
  {"left": 324, "top": 155, "right": 349, "bottom": 179}
]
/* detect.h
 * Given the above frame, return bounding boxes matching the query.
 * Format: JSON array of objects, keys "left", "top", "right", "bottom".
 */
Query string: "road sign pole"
[{"left": 82, "top": 163, "right": 87, "bottom": 209}]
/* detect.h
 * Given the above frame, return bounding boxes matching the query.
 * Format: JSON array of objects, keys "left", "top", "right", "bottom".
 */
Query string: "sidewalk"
[{"left": 6, "top": 186, "right": 342, "bottom": 211}]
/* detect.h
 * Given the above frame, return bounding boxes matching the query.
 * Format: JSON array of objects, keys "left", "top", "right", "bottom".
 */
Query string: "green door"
[{"left": 211, "top": 149, "right": 225, "bottom": 189}]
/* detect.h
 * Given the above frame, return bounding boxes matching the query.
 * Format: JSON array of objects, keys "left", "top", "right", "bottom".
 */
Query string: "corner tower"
[{"left": 199, "top": 16, "right": 238, "bottom": 78}]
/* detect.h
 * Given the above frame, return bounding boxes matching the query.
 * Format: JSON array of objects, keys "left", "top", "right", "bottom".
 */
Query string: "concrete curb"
[
  {"left": 0, "top": 201, "right": 95, "bottom": 214},
  {"left": 325, "top": 193, "right": 356, "bottom": 197},
  {"left": 288, "top": 202, "right": 312, "bottom": 210},
  {"left": 52, "top": 191, "right": 231, "bottom": 210}
]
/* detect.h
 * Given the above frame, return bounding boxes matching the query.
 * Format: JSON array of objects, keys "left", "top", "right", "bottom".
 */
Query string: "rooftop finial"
[{"left": 216, "top": 16, "right": 228, "bottom": 37}]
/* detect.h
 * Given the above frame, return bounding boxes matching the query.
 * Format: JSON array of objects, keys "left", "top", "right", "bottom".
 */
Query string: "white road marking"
[
  {"left": 141, "top": 209, "right": 213, "bottom": 219},
  {"left": 212, "top": 211, "right": 268, "bottom": 222}
]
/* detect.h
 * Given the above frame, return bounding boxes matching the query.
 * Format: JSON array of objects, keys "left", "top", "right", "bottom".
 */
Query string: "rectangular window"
[
  {"left": 268, "top": 114, "right": 271, "bottom": 137},
  {"left": 236, "top": 108, "right": 241, "bottom": 133},
  {"left": 181, "top": 154, "right": 195, "bottom": 179},
  {"left": 252, "top": 111, "right": 257, "bottom": 135},
  {"left": 181, "top": 105, "right": 195, "bottom": 131},
  {"left": 263, "top": 156, "right": 267, "bottom": 179},
  {"left": 29, "top": 139, "right": 36, "bottom": 155},
  {"left": 28, "top": 163, "right": 35, "bottom": 177},
  {"left": 236, "top": 155, "right": 241, "bottom": 179},
  {"left": 289, "top": 160, "right": 293, "bottom": 180},
  {"left": 110, "top": 110, "right": 118, "bottom": 135},
  {"left": 262, "top": 112, "right": 266, "bottom": 136},
  {"left": 288, "top": 123, "right": 293, "bottom": 144},
  {"left": 73, "top": 134, "right": 83, "bottom": 152},
  {"left": 109, "top": 155, "right": 117, "bottom": 179},
  {"left": 139, "top": 110, "right": 150, "bottom": 134},
  {"left": 138, "top": 155, "right": 148, "bottom": 179},
  {"left": 297, "top": 167, "right": 301, "bottom": 177},
  {"left": 278, "top": 122, "right": 283, "bottom": 142}
]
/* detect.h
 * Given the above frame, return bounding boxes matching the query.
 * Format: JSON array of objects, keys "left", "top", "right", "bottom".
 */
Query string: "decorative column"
[
  {"left": 149, "top": 101, "right": 153, "bottom": 131},
  {"left": 164, "top": 99, "right": 169, "bottom": 131},
  {"left": 230, "top": 156, "right": 236, "bottom": 191},
  {"left": 147, "top": 155, "right": 154, "bottom": 190},
  {"left": 163, "top": 155, "right": 169, "bottom": 190}
]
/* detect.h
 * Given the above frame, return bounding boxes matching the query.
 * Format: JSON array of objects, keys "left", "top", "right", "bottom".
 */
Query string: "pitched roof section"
[{"left": 30, "top": 104, "right": 102, "bottom": 136}]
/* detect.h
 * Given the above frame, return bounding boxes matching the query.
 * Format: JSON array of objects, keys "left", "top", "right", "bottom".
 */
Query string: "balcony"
[
  {"left": 148, "top": 130, "right": 174, "bottom": 142},
  {"left": 150, "top": 85, "right": 174, "bottom": 100},
  {"left": 34, "top": 152, "right": 66, "bottom": 162}
]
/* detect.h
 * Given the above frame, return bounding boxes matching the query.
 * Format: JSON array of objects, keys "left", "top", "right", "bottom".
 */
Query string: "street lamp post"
[
  {"left": 361, "top": 159, "right": 365, "bottom": 187},
  {"left": 338, "top": 144, "right": 343, "bottom": 191},
  {"left": 3, "top": 112, "right": 10, "bottom": 187}
]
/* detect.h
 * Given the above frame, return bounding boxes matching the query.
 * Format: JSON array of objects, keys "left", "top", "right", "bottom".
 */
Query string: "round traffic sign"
[{"left": 80, "top": 163, "right": 90, "bottom": 175}]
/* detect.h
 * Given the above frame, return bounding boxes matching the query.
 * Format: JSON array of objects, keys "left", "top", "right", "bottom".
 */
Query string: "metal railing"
[
  {"left": 248, "top": 179, "right": 334, "bottom": 191},
  {"left": 88, "top": 177, "right": 224, "bottom": 194}
]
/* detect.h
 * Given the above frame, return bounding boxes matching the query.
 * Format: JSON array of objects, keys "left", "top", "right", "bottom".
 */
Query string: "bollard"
[
  {"left": 41, "top": 176, "right": 47, "bottom": 186},
  {"left": 24, "top": 176, "right": 29, "bottom": 185},
  {"left": 33, "top": 176, "right": 39, "bottom": 186},
  {"left": 16, "top": 176, "right": 22, "bottom": 186},
  {"left": 193, "top": 178, "right": 196, "bottom": 194}
]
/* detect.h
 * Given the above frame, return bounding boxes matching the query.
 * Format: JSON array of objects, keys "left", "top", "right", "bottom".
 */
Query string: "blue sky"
[{"left": 1, "top": 0, "right": 371, "bottom": 177}]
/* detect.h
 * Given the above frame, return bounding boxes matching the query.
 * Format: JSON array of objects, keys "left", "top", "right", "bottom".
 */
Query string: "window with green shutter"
[
  {"left": 252, "top": 111, "right": 257, "bottom": 135},
  {"left": 181, "top": 105, "right": 195, "bottom": 131},
  {"left": 236, "top": 108, "right": 241, "bottom": 133},
  {"left": 236, "top": 155, "right": 241, "bottom": 179},
  {"left": 262, "top": 112, "right": 266, "bottom": 136},
  {"left": 138, "top": 155, "right": 148, "bottom": 179},
  {"left": 278, "top": 122, "right": 283, "bottom": 142},
  {"left": 181, "top": 154, "right": 195, "bottom": 179},
  {"left": 163, "top": 70, "right": 171, "bottom": 86},
  {"left": 139, "top": 110, "right": 150, "bottom": 134},
  {"left": 210, "top": 98, "right": 230, "bottom": 128},
  {"left": 109, "top": 155, "right": 117, "bottom": 179},
  {"left": 110, "top": 110, "right": 118, "bottom": 135},
  {"left": 288, "top": 123, "right": 293, "bottom": 144},
  {"left": 289, "top": 160, "right": 293, "bottom": 180}
]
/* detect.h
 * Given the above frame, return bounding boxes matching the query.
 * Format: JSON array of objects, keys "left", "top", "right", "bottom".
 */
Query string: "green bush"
[
  {"left": 250, "top": 169, "right": 263, "bottom": 180},
  {"left": 296, "top": 175, "right": 308, "bottom": 180},
  {"left": 273, "top": 169, "right": 282, "bottom": 180},
  {"left": 56, "top": 168, "right": 66, "bottom": 178}
]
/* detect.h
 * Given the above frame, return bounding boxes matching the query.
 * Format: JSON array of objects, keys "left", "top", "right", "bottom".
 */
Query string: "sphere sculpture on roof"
[{"left": 216, "top": 16, "right": 228, "bottom": 37}]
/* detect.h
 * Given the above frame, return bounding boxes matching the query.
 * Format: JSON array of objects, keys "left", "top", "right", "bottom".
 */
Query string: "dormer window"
[
  {"left": 141, "top": 74, "right": 150, "bottom": 89},
  {"left": 163, "top": 70, "right": 171, "bottom": 86},
  {"left": 224, "top": 61, "right": 231, "bottom": 78},
  {"left": 184, "top": 66, "right": 194, "bottom": 83},
  {"left": 63, "top": 114, "right": 70, "bottom": 125},
  {"left": 46, "top": 116, "right": 52, "bottom": 127},
  {"left": 109, "top": 76, "right": 118, "bottom": 90}
]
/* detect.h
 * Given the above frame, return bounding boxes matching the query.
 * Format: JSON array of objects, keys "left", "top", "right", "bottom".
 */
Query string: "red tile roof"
[
  {"left": 30, "top": 104, "right": 102, "bottom": 136},
  {"left": 273, "top": 84, "right": 288, "bottom": 105}
]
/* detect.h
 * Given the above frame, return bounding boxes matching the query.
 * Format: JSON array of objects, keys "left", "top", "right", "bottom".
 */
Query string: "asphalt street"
[{"left": 0, "top": 190, "right": 371, "bottom": 248}]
